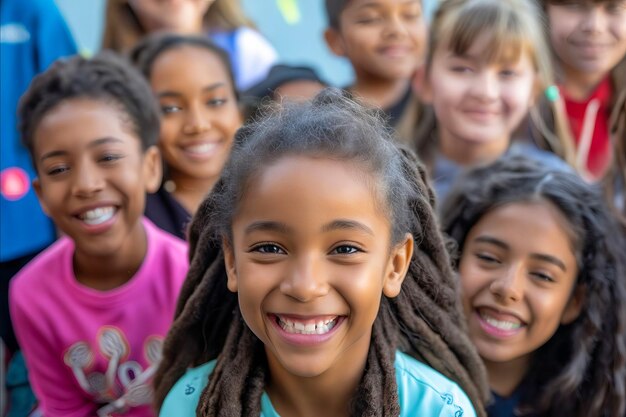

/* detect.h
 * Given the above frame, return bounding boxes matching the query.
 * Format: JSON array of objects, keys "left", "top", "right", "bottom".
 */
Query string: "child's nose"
[
  {"left": 280, "top": 255, "right": 329, "bottom": 302},
  {"left": 182, "top": 103, "right": 211, "bottom": 135},
  {"left": 382, "top": 14, "right": 409, "bottom": 39},
  {"left": 72, "top": 162, "right": 105, "bottom": 197},
  {"left": 489, "top": 264, "right": 524, "bottom": 303},
  {"left": 471, "top": 72, "right": 499, "bottom": 100},
  {"left": 580, "top": 8, "right": 607, "bottom": 34}
]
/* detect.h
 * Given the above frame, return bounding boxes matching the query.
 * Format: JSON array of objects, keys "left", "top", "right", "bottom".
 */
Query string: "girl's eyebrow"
[
  {"left": 321, "top": 219, "right": 374, "bottom": 236},
  {"left": 245, "top": 221, "right": 292, "bottom": 235},
  {"left": 40, "top": 137, "right": 123, "bottom": 162},
  {"left": 474, "top": 235, "right": 508, "bottom": 249},
  {"left": 244, "top": 219, "right": 375, "bottom": 236},
  {"left": 157, "top": 82, "right": 227, "bottom": 98},
  {"left": 474, "top": 235, "right": 567, "bottom": 272},
  {"left": 531, "top": 254, "right": 567, "bottom": 272}
]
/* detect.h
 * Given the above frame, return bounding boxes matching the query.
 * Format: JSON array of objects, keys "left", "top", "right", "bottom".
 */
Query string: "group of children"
[{"left": 3, "top": 0, "right": 626, "bottom": 416}]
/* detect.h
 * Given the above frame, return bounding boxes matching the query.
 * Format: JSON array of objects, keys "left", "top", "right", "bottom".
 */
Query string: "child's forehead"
[
  {"left": 151, "top": 46, "right": 231, "bottom": 82},
  {"left": 33, "top": 98, "right": 141, "bottom": 155},
  {"left": 237, "top": 155, "right": 390, "bottom": 223}
]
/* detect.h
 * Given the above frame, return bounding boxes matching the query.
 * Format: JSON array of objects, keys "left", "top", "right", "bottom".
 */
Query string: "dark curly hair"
[
  {"left": 18, "top": 50, "right": 160, "bottom": 161},
  {"left": 129, "top": 32, "right": 238, "bottom": 101},
  {"left": 154, "top": 88, "right": 490, "bottom": 416},
  {"left": 441, "top": 155, "right": 626, "bottom": 417}
]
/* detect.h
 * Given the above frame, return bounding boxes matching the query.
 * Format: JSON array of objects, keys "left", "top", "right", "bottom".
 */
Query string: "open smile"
[
  {"left": 73, "top": 204, "right": 119, "bottom": 234},
  {"left": 475, "top": 307, "right": 526, "bottom": 339},
  {"left": 179, "top": 141, "right": 222, "bottom": 160},
  {"left": 268, "top": 313, "right": 346, "bottom": 346}
]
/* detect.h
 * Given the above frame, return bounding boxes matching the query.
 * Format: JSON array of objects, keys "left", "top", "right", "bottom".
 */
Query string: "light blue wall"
[{"left": 54, "top": 0, "right": 438, "bottom": 87}]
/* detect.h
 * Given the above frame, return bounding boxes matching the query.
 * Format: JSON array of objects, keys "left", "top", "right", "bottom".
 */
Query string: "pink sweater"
[{"left": 10, "top": 218, "right": 188, "bottom": 417}]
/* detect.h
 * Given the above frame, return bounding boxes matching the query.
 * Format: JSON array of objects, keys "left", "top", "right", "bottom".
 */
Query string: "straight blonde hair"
[{"left": 415, "top": 0, "right": 575, "bottom": 166}]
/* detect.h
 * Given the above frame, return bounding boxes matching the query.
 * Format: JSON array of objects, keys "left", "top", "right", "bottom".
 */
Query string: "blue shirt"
[
  {"left": 160, "top": 351, "right": 476, "bottom": 417},
  {"left": 1, "top": 0, "right": 76, "bottom": 261}
]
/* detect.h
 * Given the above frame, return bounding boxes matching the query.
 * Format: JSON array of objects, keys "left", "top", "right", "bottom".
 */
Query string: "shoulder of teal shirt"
[
  {"left": 395, "top": 351, "right": 477, "bottom": 417},
  {"left": 160, "top": 351, "right": 475, "bottom": 417},
  {"left": 159, "top": 360, "right": 215, "bottom": 416},
  {"left": 159, "top": 359, "right": 280, "bottom": 417}
]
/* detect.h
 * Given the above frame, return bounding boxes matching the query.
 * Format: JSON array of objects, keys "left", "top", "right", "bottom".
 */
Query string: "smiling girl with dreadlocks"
[{"left": 154, "top": 88, "right": 489, "bottom": 417}]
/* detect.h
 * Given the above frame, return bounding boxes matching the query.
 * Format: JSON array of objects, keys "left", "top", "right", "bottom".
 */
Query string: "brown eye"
[
  {"left": 252, "top": 243, "right": 285, "bottom": 254},
  {"left": 332, "top": 245, "right": 360, "bottom": 255}
]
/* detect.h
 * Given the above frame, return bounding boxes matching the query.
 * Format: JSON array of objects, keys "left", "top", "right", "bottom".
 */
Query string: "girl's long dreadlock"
[{"left": 154, "top": 88, "right": 489, "bottom": 416}]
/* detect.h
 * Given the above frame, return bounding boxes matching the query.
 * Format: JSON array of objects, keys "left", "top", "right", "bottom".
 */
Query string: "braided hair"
[
  {"left": 441, "top": 155, "right": 626, "bottom": 417},
  {"left": 154, "top": 88, "right": 489, "bottom": 416}
]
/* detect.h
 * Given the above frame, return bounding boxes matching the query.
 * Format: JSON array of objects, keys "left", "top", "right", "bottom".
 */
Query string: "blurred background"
[{"left": 54, "top": 0, "right": 437, "bottom": 87}]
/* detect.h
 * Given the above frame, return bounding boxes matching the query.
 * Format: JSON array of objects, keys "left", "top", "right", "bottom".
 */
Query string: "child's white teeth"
[
  {"left": 185, "top": 143, "right": 216, "bottom": 154},
  {"left": 277, "top": 316, "right": 338, "bottom": 335},
  {"left": 480, "top": 312, "right": 521, "bottom": 330},
  {"left": 80, "top": 207, "right": 115, "bottom": 225}
]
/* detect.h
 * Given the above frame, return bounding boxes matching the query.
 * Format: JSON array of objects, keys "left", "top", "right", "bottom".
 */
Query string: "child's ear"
[
  {"left": 324, "top": 27, "right": 346, "bottom": 57},
  {"left": 222, "top": 237, "right": 238, "bottom": 293},
  {"left": 383, "top": 233, "right": 414, "bottom": 298},
  {"left": 32, "top": 177, "right": 50, "bottom": 216},
  {"left": 142, "top": 145, "right": 162, "bottom": 193},
  {"left": 561, "top": 285, "right": 585, "bottom": 325}
]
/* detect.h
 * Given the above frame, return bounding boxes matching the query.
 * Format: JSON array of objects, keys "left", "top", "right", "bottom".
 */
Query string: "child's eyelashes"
[
  {"left": 160, "top": 104, "right": 181, "bottom": 115},
  {"left": 247, "top": 242, "right": 366, "bottom": 257},
  {"left": 249, "top": 243, "right": 286, "bottom": 255},
  {"left": 206, "top": 98, "right": 227, "bottom": 107},
  {"left": 99, "top": 154, "right": 124, "bottom": 163},
  {"left": 356, "top": 16, "right": 381, "bottom": 24},
  {"left": 450, "top": 65, "right": 473, "bottom": 74},
  {"left": 160, "top": 98, "right": 227, "bottom": 115},
  {"left": 330, "top": 244, "right": 364, "bottom": 255},
  {"left": 530, "top": 271, "right": 556, "bottom": 283},
  {"left": 449, "top": 65, "right": 520, "bottom": 78},
  {"left": 499, "top": 69, "right": 518, "bottom": 77},
  {"left": 46, "top": 165, "right": 69, "bottom": 176},
  {"left": 475, "top": 252, "right": 501, "bottom": 264}
]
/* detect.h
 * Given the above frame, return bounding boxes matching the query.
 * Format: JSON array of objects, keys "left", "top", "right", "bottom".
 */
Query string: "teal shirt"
[{"left": 160, "top": 351, "right": 476, "bottom": 416}]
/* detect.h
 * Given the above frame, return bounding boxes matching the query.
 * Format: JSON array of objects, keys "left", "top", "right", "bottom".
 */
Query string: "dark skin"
[
  {"left": 223, "top": 156, "right": 413, "bottom": 416},
  {"left": 72, "top": 222, "right": 147, "bottom": 291},
  {"left": 32, "top": 98, "right": 161, "bottom": 292}
]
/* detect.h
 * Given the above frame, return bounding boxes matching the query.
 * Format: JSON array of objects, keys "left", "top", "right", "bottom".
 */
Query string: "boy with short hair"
[
  {"left": 10, "top": 51, "right": 188, "bottom": 417},
  {"left": 324, "top": 0, "right": 427, "bottom": 140}
]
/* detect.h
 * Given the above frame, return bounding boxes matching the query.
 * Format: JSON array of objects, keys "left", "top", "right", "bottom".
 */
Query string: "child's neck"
[
  {"left": 73, "top": 221, "right": 147, "bottom": 291},
  {"left": 438, "top": 130, "right": 509, "bottom": 166},
  {"left": 351, "top": 75, "right": 410, "bottom": 111},
  {"left": 483, "top": 356, "right": 530, "bottom": 397},
  {"left": 168, "top": 171, "right": 218, "bottom": 214},
  {"left": 562, "top": 67, "right": 609, "bottom": 101},
  {"left": 265, "top": 334, "right": 371, "bottom": 417}
]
